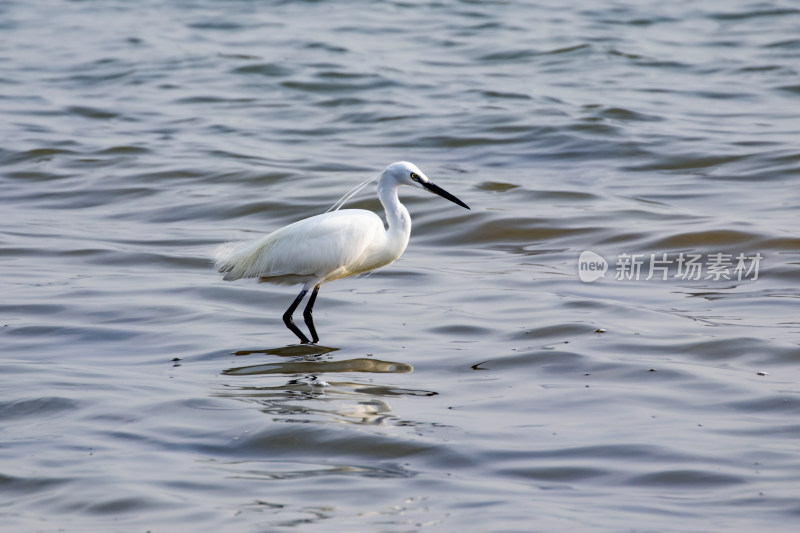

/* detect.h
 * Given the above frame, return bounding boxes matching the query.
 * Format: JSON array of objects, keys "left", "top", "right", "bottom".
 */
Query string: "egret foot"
[
  {"left": 302, "top": 284, "right": 321, "bottom": 344},
  {"left": 283, "top": 289, "right": 311, "bottom": 344}
]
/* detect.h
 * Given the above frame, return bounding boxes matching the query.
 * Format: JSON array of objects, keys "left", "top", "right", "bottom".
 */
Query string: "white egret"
[{"left": 215, "top": 161, "right": 470, "bottom": 343}]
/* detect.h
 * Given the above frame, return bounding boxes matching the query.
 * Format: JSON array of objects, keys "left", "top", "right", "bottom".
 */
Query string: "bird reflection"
[
  {"left": 232, "top": 344, "right": 340, "bottom": 358},
  {"left": 223, "top": 357, "right": 414, "bottom": 376},
  {"left": 217, "top": 348, "right": 436, "bottom": 427}
]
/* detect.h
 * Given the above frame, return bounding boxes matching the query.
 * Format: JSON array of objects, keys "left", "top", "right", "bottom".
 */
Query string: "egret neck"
[{"left": 377, "top": 172, "right": 412, "bottom": 258}]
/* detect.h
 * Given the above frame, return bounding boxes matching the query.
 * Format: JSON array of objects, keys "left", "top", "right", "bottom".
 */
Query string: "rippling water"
[{"left": 2, "top": 1, "right": 799, "bottom": 531}]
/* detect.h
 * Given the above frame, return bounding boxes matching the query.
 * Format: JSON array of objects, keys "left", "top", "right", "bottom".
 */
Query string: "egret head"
[{"left": 383, "top": 161, "right": 470, "bottom": 210}]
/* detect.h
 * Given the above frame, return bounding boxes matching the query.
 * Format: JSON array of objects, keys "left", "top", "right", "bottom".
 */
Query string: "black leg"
[
  {"left": 302, "top": 284, "right": 321, "bottom": 344},
  {"left": 283, "top": 289, "right": 310, "bottom": 344}
]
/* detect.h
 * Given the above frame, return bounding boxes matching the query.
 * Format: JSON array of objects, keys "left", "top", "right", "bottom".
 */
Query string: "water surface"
[{"left": 2, "top": 1, "right": 799, "bottom": 531}]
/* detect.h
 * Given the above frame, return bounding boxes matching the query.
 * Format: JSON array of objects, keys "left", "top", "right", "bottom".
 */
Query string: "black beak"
[{"left": 422, "top": 181, "right": 471, "bottom": 210}]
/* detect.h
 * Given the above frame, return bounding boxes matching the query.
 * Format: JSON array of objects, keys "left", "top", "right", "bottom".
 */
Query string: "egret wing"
[{"left": 215, "top": 210, "right": 386, "bottom": 284}]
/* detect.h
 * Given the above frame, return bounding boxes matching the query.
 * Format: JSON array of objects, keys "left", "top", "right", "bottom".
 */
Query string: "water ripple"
[{"left": 1, "top": 0, "right": 799, "bottom": 531}]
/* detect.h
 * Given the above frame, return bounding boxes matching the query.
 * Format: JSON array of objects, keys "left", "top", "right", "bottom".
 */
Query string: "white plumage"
[
  {"left": 215, "top": 161, "right": 470, "bottom": 344},
  {"left": 216, "top": 210, "right": 390, "bottom": 286}
]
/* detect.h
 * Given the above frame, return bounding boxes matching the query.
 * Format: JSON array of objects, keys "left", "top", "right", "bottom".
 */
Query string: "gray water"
[{"left": 2, "top": 1, "right": 800, "bottom": 531}]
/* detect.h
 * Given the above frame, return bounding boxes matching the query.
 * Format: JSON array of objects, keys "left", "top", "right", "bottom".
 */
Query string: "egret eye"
[{"left": 410, "top": 172, "right": 420, "bottom": 181}]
